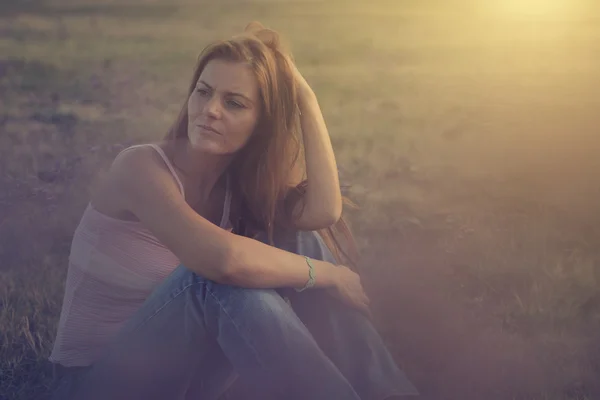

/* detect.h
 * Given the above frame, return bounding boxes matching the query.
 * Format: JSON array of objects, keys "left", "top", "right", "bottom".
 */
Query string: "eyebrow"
[{"left": 198, "top": 80, "right": 254, "bottom": 104}]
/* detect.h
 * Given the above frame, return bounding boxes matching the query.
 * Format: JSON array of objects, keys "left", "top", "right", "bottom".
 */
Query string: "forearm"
[
  {"left": 221, "top": 233, "right": 339, "bottom": 289},
  {"left": 294, "top": 87, "right": 343, "bottom": 225}
]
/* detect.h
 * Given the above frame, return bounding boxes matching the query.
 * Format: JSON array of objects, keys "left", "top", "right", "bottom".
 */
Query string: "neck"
[{"left": 170, "top": 140, "right": 233, "bottom": 202}]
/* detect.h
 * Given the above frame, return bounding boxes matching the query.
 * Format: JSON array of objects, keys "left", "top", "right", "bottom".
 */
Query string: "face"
[{"left": 187, "top": 59, "right": 261, "bottom": 155}]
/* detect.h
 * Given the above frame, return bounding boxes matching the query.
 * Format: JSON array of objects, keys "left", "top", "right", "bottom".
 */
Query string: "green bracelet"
[{"left": 295, "top": 256, "right": 316, "bottom": 293}]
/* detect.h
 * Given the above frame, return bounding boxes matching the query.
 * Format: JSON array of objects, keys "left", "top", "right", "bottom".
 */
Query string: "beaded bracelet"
[{"left": 295, "top": 256, "right": 316, "bottom": 292}]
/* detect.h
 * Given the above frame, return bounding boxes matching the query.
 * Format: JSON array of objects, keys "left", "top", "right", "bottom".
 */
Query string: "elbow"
[
  {"left": 187, "top": 237, "right": 241, "bottom": 285},
  {"left": 213, "top": 238, "right": 245, "bottom": 285},
  {"left": 215, "top": 266, "right": 237, "bottom": 285},
  {"left": 329, "top": 200, "right": 343, "bottom": 225},
  {"left": 318, "top": 209, "right": 341, "bottom": 228},
  {"left": 217, "top": 261, "right": 240, "bottom": 285},
  {"left": 319, "top": 199, "right": 343, "bottom": 227},
  {"left": 296, "top": 207, "right": 342, "bottom": 231}
]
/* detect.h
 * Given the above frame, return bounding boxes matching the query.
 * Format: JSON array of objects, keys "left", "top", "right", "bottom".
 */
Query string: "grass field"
[{"left": 1, "top": 0, "right": 600, "bottom": 399}]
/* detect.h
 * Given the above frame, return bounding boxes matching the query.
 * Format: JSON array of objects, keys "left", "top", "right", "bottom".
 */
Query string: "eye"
[
  {"left": 196, "top": 87, "right": 210, "bottom": 96},
  {"left": 226, "top": 100, "right": 244, "bottom": 109}
]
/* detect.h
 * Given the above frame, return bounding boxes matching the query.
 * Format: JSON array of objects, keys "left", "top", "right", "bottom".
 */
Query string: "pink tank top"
[{"left": 49, "top": 144, "right": 233, "bottom": 367}]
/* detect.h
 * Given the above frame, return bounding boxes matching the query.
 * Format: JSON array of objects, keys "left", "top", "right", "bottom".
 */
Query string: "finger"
[{"left": 245, "top": 21, "right": 265, "bottom": 32}]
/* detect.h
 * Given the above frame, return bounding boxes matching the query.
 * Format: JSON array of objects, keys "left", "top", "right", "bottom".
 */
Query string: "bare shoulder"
[
  {"left": 91, "top": 144, "right": 180, "bottom": 218},
  {"left": 110, "top": 144, "right": 164, "bottom": 176}
]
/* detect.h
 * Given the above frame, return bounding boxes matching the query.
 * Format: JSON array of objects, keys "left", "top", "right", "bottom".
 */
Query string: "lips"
[{"left": 197, "top": 124, "right": 221, "bottom": 135}]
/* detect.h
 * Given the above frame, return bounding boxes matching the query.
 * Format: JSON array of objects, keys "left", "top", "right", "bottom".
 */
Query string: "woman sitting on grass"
[{"left": 49, "top": 22, "right": 418, "bottom": 400}]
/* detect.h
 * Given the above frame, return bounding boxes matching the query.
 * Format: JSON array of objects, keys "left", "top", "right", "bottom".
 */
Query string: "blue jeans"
[{"left": 51, "top": 229, "right": 418, "bottom": 400}]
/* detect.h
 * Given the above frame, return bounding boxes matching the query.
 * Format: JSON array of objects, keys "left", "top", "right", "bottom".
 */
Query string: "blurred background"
[{"left": 1, "top": 0, "right": 599, "bottom": 399}]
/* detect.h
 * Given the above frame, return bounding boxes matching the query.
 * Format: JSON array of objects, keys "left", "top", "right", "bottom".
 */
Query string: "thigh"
[
  {"left": 71, "top": 265, "right": 236, "bottom": 400},
  {"left": 116, "top": 264, "right": 201, "bottom": 335}
]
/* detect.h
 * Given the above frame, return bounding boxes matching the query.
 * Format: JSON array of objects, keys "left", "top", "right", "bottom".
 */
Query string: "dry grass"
[{"left": 1, "top": 0, "right": 600, "bottom": 399}]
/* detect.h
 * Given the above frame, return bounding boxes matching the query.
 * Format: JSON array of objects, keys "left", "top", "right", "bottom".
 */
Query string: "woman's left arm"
[{"left": 286, "top": 77, "right": 343, "bottom": 231}]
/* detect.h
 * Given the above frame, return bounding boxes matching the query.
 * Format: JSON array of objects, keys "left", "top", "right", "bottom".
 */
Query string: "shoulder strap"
[
  {"left": 120, "top": 143, "right": 185, "bottom": 197},
  {"left": 146, "top": 144, "right": 185, "bottom": 197}
]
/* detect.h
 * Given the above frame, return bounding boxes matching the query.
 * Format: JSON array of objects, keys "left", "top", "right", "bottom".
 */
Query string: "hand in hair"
[{"left": 244, "top": 21, "right": 312, "bottom": 95}]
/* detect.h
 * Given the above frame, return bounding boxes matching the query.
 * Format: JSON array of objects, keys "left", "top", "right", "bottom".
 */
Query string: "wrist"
[{"left": 312, "top": 259, "right": 339, "bottom": 289}]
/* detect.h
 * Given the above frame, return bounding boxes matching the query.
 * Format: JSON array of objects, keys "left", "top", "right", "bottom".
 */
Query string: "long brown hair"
[{"left": 164, "top": 22, "right": 361, "bottom": 270}]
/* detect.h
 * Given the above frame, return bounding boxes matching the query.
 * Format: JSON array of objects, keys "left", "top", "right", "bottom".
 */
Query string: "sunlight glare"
[{"left": 487, "top": 0, "right": 576, "bottom": 18}]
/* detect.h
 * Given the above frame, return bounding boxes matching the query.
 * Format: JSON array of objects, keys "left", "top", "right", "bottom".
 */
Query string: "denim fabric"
[{"left": 50, "top": 229, "right": 418, "bottom": 400}]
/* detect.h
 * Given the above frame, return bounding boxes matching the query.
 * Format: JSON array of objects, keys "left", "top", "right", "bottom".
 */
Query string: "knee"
[{"left": 203, "top": 282, "right": 291, "bottom": 320}]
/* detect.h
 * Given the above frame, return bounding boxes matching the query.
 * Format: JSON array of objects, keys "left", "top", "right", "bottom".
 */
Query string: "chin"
[{"left": 188, "top": 132, "right": 232, "bottom": 155}]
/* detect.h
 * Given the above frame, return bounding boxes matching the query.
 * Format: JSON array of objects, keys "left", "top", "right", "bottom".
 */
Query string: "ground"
[{"left": 1, "top": 0, "right": 600, "bottom": 399}]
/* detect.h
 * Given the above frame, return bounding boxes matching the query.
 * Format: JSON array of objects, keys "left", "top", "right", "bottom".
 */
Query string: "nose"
[{"left": 203, "top": 96, "right": 222, "bottom": 119}]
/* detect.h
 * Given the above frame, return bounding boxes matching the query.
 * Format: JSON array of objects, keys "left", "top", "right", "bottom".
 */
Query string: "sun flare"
[{"left": 487, "top": 0, "right": 576, "bottom": 18}]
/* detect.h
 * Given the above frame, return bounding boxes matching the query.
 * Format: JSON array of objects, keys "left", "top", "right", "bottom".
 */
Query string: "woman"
[{"left": 49, "top": 22, "right": 419, "bottom": 400}]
